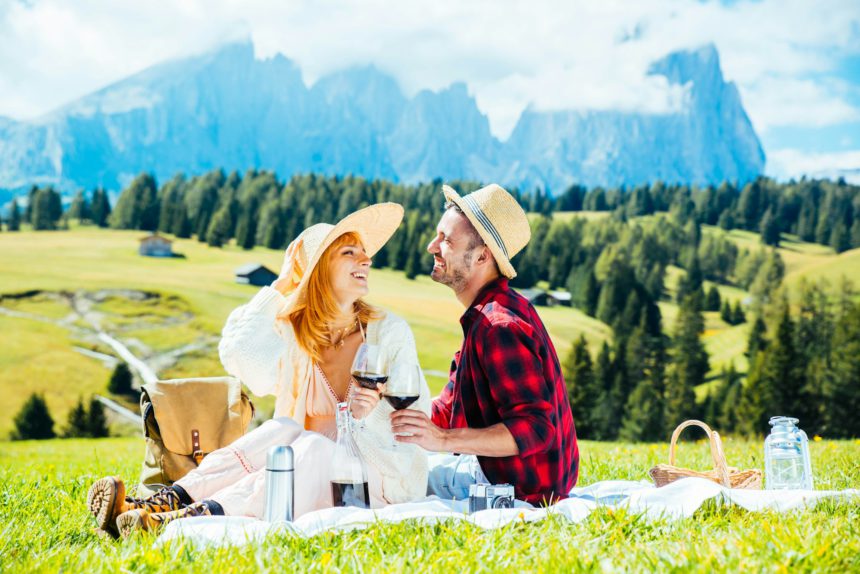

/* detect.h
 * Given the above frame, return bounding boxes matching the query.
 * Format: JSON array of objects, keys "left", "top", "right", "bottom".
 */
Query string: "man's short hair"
[{"left": 444, "top": 200, "right": 485, "bottom": 251}]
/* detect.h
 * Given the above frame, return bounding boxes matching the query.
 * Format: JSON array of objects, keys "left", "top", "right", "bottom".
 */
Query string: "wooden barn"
[
  {"left": 234, "top": 263, "right": 278, "bottom": 287},
  {"left": 138, "top": 233, "right": 174, "bottom": 257}
]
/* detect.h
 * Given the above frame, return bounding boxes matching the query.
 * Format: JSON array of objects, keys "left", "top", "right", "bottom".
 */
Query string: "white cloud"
[
  {"left": 0, "top": 0, "right": 858, "bottom": 145},
  {"left": 767, "top": 148, "right": 860, "bottom": 183},
  {"left": 744, "top": 76, "right": 860, "bottom": 132}
]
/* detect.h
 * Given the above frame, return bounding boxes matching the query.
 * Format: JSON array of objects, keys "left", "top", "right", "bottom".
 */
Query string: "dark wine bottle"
[
  {"left": 330, "top": 402, "right": 370, "bottom": 509},
  {"left": 331, "top": 480, "right": 371, "bottom": 508},
  {"left": 352, "top": 371, "right": 389, "bottom": 390},
  {"left": 384, "top": 394, "right": 419, "bottom": 410}
]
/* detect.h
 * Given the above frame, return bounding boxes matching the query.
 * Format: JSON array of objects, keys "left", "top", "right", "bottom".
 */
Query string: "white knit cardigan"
[{"left": 218, "top": 286, "right": 430, "bottom": 504}]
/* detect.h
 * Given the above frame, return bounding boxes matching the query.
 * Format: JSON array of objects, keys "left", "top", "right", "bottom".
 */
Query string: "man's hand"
[
  {"left": 390, "top": 410, "right": 448, "bottom": 451},
  {"left": 350, "top": 384, "right": 384, "bottom": 420}
]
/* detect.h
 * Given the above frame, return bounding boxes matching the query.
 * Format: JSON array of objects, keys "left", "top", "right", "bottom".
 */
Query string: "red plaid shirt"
[{"left": 431, "top": 277, "right": 579, "bottom": 505}]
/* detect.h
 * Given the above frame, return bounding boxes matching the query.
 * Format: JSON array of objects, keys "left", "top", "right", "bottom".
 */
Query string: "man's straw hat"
[
  {"left": 442, "top": 184, "right": 530, "bottom": 279},
  {"left": 279, "top": 203, "right": 404, "bottom": 301}
]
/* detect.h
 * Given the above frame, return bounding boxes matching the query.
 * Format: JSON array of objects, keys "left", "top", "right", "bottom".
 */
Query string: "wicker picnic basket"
[{"left": 648, "top": 420, "right": 762, "bottom": 490}]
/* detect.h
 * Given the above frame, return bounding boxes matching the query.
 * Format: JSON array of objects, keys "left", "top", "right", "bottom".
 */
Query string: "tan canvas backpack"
[{"left": 138, "top": 376, "right": 255, "bottom": 496}]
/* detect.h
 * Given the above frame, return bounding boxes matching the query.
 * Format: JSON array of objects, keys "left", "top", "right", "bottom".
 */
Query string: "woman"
[{"left": 87, "top": 203, "right": 431, "bottom": 537}]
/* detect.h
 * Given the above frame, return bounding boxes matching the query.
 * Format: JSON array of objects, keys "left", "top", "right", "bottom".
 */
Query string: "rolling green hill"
[{"left": 0, "top": 228, "right": 611, "bottom": 435}]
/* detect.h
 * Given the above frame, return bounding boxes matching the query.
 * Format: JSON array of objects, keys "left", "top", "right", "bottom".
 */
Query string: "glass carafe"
[
  {"left": 330, "top": 402, "right": 370, "bottom": 508},
  {"left": 764, "top": 416, "right": 813, "bottom": 490}
]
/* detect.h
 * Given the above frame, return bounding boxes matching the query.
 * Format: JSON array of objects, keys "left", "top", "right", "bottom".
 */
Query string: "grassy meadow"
[
  {"left": 1, "top": 436, "right": 858, "bottom": 572},
  {"left": 2, "top": 226, "right": 860, "bottom": 572}
]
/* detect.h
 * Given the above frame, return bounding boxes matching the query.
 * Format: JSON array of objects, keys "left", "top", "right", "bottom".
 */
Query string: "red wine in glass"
[
  {"left": 352, "top": 371, "right": 389, "bottom": 390},
  {"left": 331, "top": 480, "right": 370, "bottom": 508},
  {"left": 384, "top": 394, "right": 419, "bottom": 410}
]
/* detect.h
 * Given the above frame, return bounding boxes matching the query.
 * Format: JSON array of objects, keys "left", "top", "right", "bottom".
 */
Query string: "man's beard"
[{"left": 430, "top": 252, "right": 472, "bottom": 293}]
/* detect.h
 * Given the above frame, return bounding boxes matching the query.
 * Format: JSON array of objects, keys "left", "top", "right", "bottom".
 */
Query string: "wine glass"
[
  {"left": 351, "top": 343, "right": 389, "bottom": 390},
  {"left": 385, "top": 363, "right": 422, "bottom": 447}
]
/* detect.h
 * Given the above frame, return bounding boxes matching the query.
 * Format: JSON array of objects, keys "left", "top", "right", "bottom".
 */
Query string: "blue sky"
[{"left": 1, "top": 0, "right": 858, "bottom": 181}]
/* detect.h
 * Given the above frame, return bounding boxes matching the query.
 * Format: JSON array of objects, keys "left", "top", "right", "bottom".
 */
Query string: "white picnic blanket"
[{"left": 155, "top": 478, "right": 860, "bottom": 548}]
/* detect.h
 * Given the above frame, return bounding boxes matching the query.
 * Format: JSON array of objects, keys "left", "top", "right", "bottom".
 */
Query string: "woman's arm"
[{"left": 218, "top": 286, "right": 293, "bottom": 398}]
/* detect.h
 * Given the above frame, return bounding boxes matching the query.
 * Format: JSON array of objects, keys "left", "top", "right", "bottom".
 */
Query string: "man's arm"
[
  {"left": 390, "top": 410, "right": 519, "bottom": 456},
  {"left": 430, "top": 352, "right": 460, "bottom": 429}
]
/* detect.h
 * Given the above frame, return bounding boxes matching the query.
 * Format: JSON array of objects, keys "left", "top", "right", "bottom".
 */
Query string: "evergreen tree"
[
  {"left": 676, "top": 256, "right": 704, "bottom": 310},
  {"left": 170, "top": 202, "right": 192, "bottom": 238},
  {"left": 67, "top": 190, "right": 90, "bottom": 224},
  {"left": 234, "top": 196, "right": 258, "bottom": 250},
  {"left": 87, "top": 397, "right": 109, "bottom": 438},
  {"left": 736, "top": 353, "right": 770, "bottom": 436},
  {"left": 108, "top": 362, "right": 133, "bottom": 395},
  {"left": 830, "top": 221, "right": 851, "bottom": 253},
  {"left": 206, "top": 202, "right": 234, "bottom": 247},
  {"left": 158, "top": 174, "right": 187, "bottom": 234},
  {"left": 591, "top": 343, "right": 617, "bottom": 440},
  {"left": 563, "top": 335, "right": 598, "bottom": 439},
  {"left": 11, "top": 393, "right": 55, "bottom": 440},
  {"left": 620, "top": 316, "right": 667, "bottom": 442},
  {"left": 705, "top": 285, "right": 721, "bottom": 312},
  {"left": 746, "top": 316, "right": 768, "bottom": 359},
  {"left": 769, "top": 306, "right": 808, "bottom": 422},
  {"left": 850, "top": 219, "right": 860, "bottom": 249},
  {"left": 23, "top": 185, "right": 37, "bottom": 223},
  {"left": 664, "top": 296, "right": 709, "bottom": 434},
  {"left": 258, "top": 202, "right": 286, "bottom": 249},
  {"left": 731, "top": 301, "right": 746, "bottom": 325},
  {"left": 7, "top": 198, "right": 20, "bottom": 231},
  {"left": 720, "top": 299, "right": 733, "bottom": 324},
  {"left": 737, "top": 180, "right": 763, "bottom": 231},
  {"left": 90, "top": 188, "right": 111, "bottom": 228},
  {"left": 717, "top": 363, "right": 741, "bottom": 433},
  {"left": 110, "top": 173, "right": 159, "bottom": 230},
  {"left": 620, "top": 376, "right": 665, "bottom": 442},
  {"left": 30, "top": 187, "right": 63, "bottom": 230},
  {"left": 717, "top": 210, "right": 735, "bottom": 230},
  {"left": 584, "top": 270, "right": 600, "bottom": 317},
  {"left": 825, "top": 296, "right": 860, "bottom": 437},
  {"left": 760, "top": 208, "right": 781, "bottom": 246},
  {"left": 63, "top": 397, "right": 90, "bottom": 438}
]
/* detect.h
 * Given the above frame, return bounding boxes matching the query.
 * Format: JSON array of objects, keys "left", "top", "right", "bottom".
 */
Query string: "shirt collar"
[{"left": 460, "top": 276, "right": 509, "bottom": 329}]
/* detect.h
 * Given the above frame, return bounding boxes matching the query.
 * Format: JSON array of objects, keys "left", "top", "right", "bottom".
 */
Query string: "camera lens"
[{"left": 492, "top": 497, "right": 513, "bottom": 509}]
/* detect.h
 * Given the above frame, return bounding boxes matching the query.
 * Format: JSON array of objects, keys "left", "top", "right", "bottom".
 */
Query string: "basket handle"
[{"left": 668, "top": 419, "right": 730, "bottom": 487}]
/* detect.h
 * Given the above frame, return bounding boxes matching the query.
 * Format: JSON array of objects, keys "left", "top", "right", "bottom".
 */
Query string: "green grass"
[
  {"left": 784, "top": 247, "right": 860, "bottom": 294},
  {"left": 1, "top": 437, "right": 858, "bottom": 572},
  {"left": 0, "top": 314, "right": 110, "bottom": 438}
]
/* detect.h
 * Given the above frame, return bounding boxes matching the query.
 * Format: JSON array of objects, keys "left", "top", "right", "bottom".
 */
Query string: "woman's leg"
[
  {"left": 176, "top": 417, "right": 304, "bottom": 503},
  {"left": 207, "top": 430, "right": 385, "bottom": 519}
]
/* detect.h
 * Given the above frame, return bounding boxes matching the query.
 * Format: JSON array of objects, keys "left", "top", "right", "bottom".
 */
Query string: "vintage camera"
[{"left": 468, "top": 483, "right": 515, "bottom": 512}]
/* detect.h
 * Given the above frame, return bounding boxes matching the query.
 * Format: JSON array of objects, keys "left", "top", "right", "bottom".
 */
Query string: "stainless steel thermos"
[{"left": 264, "top": 445, "right": 295, "bottom": 522}]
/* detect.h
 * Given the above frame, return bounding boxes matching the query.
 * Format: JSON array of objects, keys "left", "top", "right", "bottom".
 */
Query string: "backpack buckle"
[{"left": 191, "top": 429, "right": 204, "bottom": 465}]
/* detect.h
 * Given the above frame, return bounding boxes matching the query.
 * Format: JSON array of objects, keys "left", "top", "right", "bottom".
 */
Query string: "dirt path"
[{"left": 0, "top": 289, "right": 211, "bottom": 387}]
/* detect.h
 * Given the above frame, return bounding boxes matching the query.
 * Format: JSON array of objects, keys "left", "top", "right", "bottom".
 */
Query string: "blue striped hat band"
[{"left": 461, "top": 194, "right": 509, "bottom": 259}]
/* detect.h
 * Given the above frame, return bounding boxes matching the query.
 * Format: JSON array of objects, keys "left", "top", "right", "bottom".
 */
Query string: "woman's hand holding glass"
[
  {"left": 349, "top": 343, "right": 388, "bottom": 420},
  {"left": 349, "top": 384, "right": 385, "bottom": 419}
]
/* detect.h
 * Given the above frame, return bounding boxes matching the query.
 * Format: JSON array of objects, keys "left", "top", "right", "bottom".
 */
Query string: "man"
[{"left": 391, "top": 183, "right": 579, "bottom": 506}]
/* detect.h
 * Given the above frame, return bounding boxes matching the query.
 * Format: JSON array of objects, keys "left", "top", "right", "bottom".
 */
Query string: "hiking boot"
[
  {"left": 87, "top": 477, "right": 187, "bottom": 536},
  {"left": 116, "top": 500, "right": 219, "bottom": 538}
]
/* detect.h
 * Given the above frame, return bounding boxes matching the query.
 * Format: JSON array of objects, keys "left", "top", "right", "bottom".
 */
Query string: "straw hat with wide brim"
[
  {"left": 442, "top": 184, "right": 530, "bottom": 279},
  {"left": 280, "top": 203, "right": 404, "bottom": 303}
]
